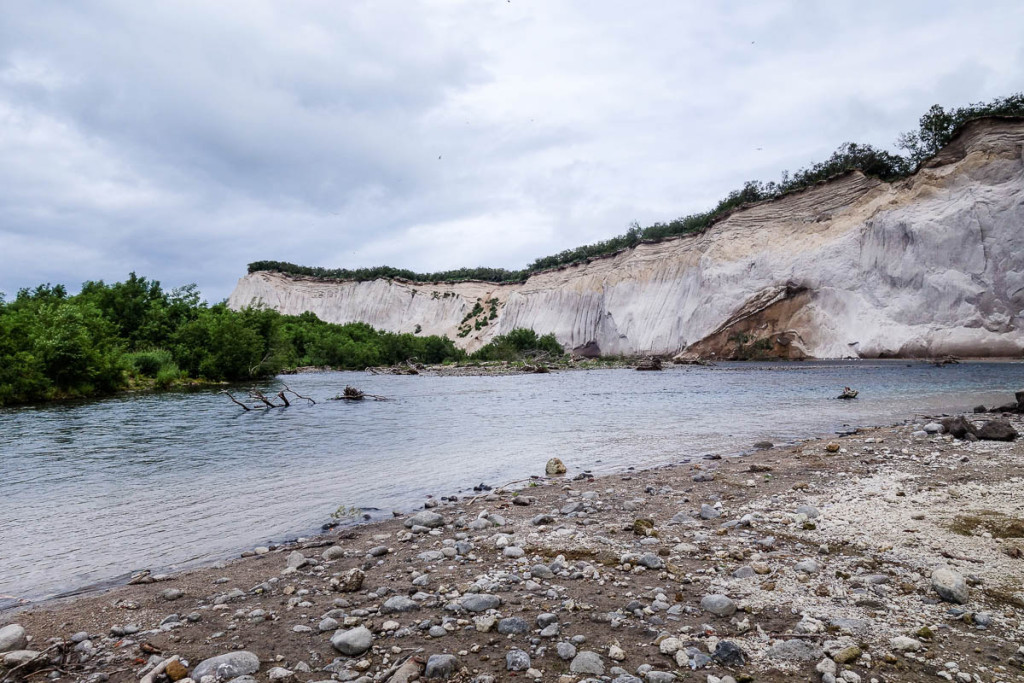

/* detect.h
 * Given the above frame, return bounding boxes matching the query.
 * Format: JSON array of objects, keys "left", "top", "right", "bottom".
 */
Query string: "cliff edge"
[{"left": 228, "top": 118, "right": 1024, "bottom": 359}]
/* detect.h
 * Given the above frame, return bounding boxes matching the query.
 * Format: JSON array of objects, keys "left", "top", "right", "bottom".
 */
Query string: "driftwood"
[
  {"left": 283, "top": 384, "right": 316, "bottom": 405},
  {"left": 941, "top": 550, "right": 984, "bottom": 564},
  {"left": 0, "top": 642, "right": 68, "bottom": 683},
  {"left": 251, "top": 387, "right": 277, "bottom": 408},
  {"left": 376, "top": 650, "right": 423, "bottom": 682},
  {"left": 223, "top": 385, "right": 318, "bottom": 410},
  {"left": 332, "top": 385, "right": 390, "bottom": 401},
  {"left": 221, "top": 390, "right": 255, "bottom": 410}
]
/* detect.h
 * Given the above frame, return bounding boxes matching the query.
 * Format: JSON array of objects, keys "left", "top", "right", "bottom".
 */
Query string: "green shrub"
[
  {"left": 128, "top": 349, "right": 175, "bottom": 377},
  {"left": 154, "top": 363, "right": 181, "bottom": 389},
  {"left": 472, "top": 328, "right": 565, "bottom": 361}
]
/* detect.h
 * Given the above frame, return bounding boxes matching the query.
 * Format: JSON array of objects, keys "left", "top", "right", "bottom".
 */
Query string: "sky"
[{"left": 1, "top": 1, "right": 1023, "bottom": 302}]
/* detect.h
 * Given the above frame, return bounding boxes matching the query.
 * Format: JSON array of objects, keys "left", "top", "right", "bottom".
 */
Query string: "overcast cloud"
[{"left": 1, "top": 0, "right": 1022, "bottom": 301}]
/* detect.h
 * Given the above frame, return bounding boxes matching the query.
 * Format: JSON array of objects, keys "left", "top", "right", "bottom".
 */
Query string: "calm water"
[{"left": 3, "top": 361, "right": 1024, "bottom": 606}]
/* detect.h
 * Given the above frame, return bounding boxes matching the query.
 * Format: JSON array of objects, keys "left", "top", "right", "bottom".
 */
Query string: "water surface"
[{"left": 3, "top": 361, "right": 1023, "bottom": 605}]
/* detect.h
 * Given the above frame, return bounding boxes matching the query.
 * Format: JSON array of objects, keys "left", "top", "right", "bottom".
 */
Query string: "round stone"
[
  {"left": 569, "top": 651, "right": 604, "bottom": 675},
  {"left": 330, "top": 626, "right": 373, "bottom": 656},
  {"left": 700, "top": 594, "right": 736, "bottom": 617}
]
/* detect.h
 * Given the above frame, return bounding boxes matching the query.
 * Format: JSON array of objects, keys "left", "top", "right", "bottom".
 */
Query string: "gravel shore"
[{"left": 3, "top": 411, "right": 1024, "bottom": 683}]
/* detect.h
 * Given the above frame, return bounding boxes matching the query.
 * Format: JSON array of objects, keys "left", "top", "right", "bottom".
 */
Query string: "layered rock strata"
[{"left": 229, "top": 118, "right": 1024, "bottom": 358}]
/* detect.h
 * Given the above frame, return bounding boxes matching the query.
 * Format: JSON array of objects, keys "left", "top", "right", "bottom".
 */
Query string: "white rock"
[
  {"left": 931, "top": 567, "right": 969, "bottom": 604},
  {"left": 229, "top": 120, "right": 1024, "bottom": 360},
  {"left": 889, "top": 636, "right": 922, "bottom": 652},
  {"left": 659, "top": 637, "right": 682, "bottom": 655},
  {"left": 0, "top": 625, "right": 27, "bottom": 654}
]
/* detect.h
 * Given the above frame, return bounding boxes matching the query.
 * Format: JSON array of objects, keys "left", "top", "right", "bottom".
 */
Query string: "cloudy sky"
[{"left": 1, "top": 1, "right": 1022, "bottom": 302}]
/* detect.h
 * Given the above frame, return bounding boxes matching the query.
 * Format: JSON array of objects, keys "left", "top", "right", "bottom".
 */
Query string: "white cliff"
[{"left": 228, "top": 118, "right": 1024, "bottom": 359}]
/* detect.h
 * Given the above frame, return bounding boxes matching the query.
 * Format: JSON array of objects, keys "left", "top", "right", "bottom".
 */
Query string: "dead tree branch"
[
  {"left": 249, "top": 387, "right": 279, "bottom": 409},
  {"left": 221, "top": 390, "right": 253, "bottom": 411},
  {"left": 0, "top": 642, "right": 67, "bottom": 683},
  {"left": 282, "top": 384, "right": 316, "bottom": 405}
]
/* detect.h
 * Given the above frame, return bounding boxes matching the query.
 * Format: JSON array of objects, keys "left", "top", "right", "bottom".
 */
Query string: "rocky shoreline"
[{"left": 3, "top": 409, "right": 1024, "bottom": 683}]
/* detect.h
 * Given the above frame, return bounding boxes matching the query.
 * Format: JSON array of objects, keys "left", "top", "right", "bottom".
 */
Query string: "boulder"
[
  {"left": 405, "top": 511, "right": 444, "bottom": 528},
  {"left": 322, "top": 546, "right": 345, "bottom": 561},
  {"left": 545, "top": 458, "right": 567, "bottom": 475},
  {"left": 3, "top": 651, "right": 42, "bottom": 669},
  {"left": 424, "top": 654, "right": 458, "bottom": 680},
  {"left": 497, "top": 617, "right": 528, "bottom": 635},
  {"left": 713, "top": 641, "right": 747, "bottom": 666},
  {"left": 976, "top": 419, "right": 1018, "bottom": 441},
  {"left": 890, "top": 636, "right": 922, "bottom": 652},
  {"left": 941, "top": 416, "right": 977, "bottom": 439},
  {"left": 506, "top": 648, "right": 531, "bottom": 671},
  {"left": 569, "top": 651, "right": 604, "bottom": 675},
  {"left": 700, "top": 594, "right": 736, "bottom": 617},
  {"left": 191, "top": 651, "right": 261, "bottom": 681},
  {"left": 931, "top": 567, "right": 969, "bottom": 604},
  {"left": 0, "top": 624, "right": 28, "bottom": 653},
  {"left": 331, "top": 626, "right": 373, "bottom": 656},
  {"left": 699, "top": 504, "right": 721, "bottom": 520},
  {"left": 637, "top": 553, "right": 664, "bottom": 569},
  {"left": 332, "top": 568, "right": 365, "bottom": 593},
  {"left": 460, "top": 594, "right": 501, "bottom": 612},
  {"left": 381, "top": 596, "right": 419, "bottom": 614}
]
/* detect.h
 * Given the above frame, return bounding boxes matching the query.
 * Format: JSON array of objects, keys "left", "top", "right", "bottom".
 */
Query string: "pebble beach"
[{"left": 3, "top": 406, "right": 1024, "bottom": 683}]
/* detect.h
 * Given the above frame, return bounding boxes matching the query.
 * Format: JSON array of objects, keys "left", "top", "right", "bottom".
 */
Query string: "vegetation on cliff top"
[
  {"left": 0, "top": 273, "right": 564, "bottom": 407},
  {"left": 249, "top": 94, "right": 1024, "bottom": 284}
]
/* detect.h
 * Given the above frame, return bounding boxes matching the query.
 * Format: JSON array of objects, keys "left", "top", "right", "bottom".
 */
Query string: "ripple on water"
[{"left": 2, "top": 361, "right": 1023, "bottom": 602}]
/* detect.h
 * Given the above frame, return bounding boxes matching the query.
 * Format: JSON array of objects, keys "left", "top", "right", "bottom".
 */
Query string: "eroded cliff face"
[{"left": 228, "top": 118, "right": 1024, "bottom": 359}]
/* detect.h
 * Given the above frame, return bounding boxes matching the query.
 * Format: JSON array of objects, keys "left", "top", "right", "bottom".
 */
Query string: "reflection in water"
[{"left": 2, "top": 361, "right": 1024, "bottom": 603}]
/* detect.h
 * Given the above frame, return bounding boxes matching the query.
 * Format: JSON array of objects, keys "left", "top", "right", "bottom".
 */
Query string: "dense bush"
[
  {"left": 0, "top": 274, "right": 468, "bottom": 406},
  {"left": 127, "top": 348, "right": 176, "bottom": 377},
  {"left": 250, "top": 94, "right": 1024, "bottom": 284},
  {"left": 472, "top": 328, "right": 564, "bottom": 362}
]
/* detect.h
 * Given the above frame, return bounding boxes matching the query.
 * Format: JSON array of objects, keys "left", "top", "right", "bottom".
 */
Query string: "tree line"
[
  {"left": 0, "top": 273, "right": 565, "bottom": 407},
  {"left": 250, "top": 93, "right": 1024, "bottom": 283}
]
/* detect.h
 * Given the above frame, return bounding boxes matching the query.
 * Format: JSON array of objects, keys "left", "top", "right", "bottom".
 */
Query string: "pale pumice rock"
[{"left": 229, "top": 119, "right": 1024, "bottom": 359}]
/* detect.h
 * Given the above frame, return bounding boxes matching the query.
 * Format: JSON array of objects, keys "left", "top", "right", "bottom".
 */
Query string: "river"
[{"left": 2, "top": 360, "right": 1023, "bottom": 607}]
